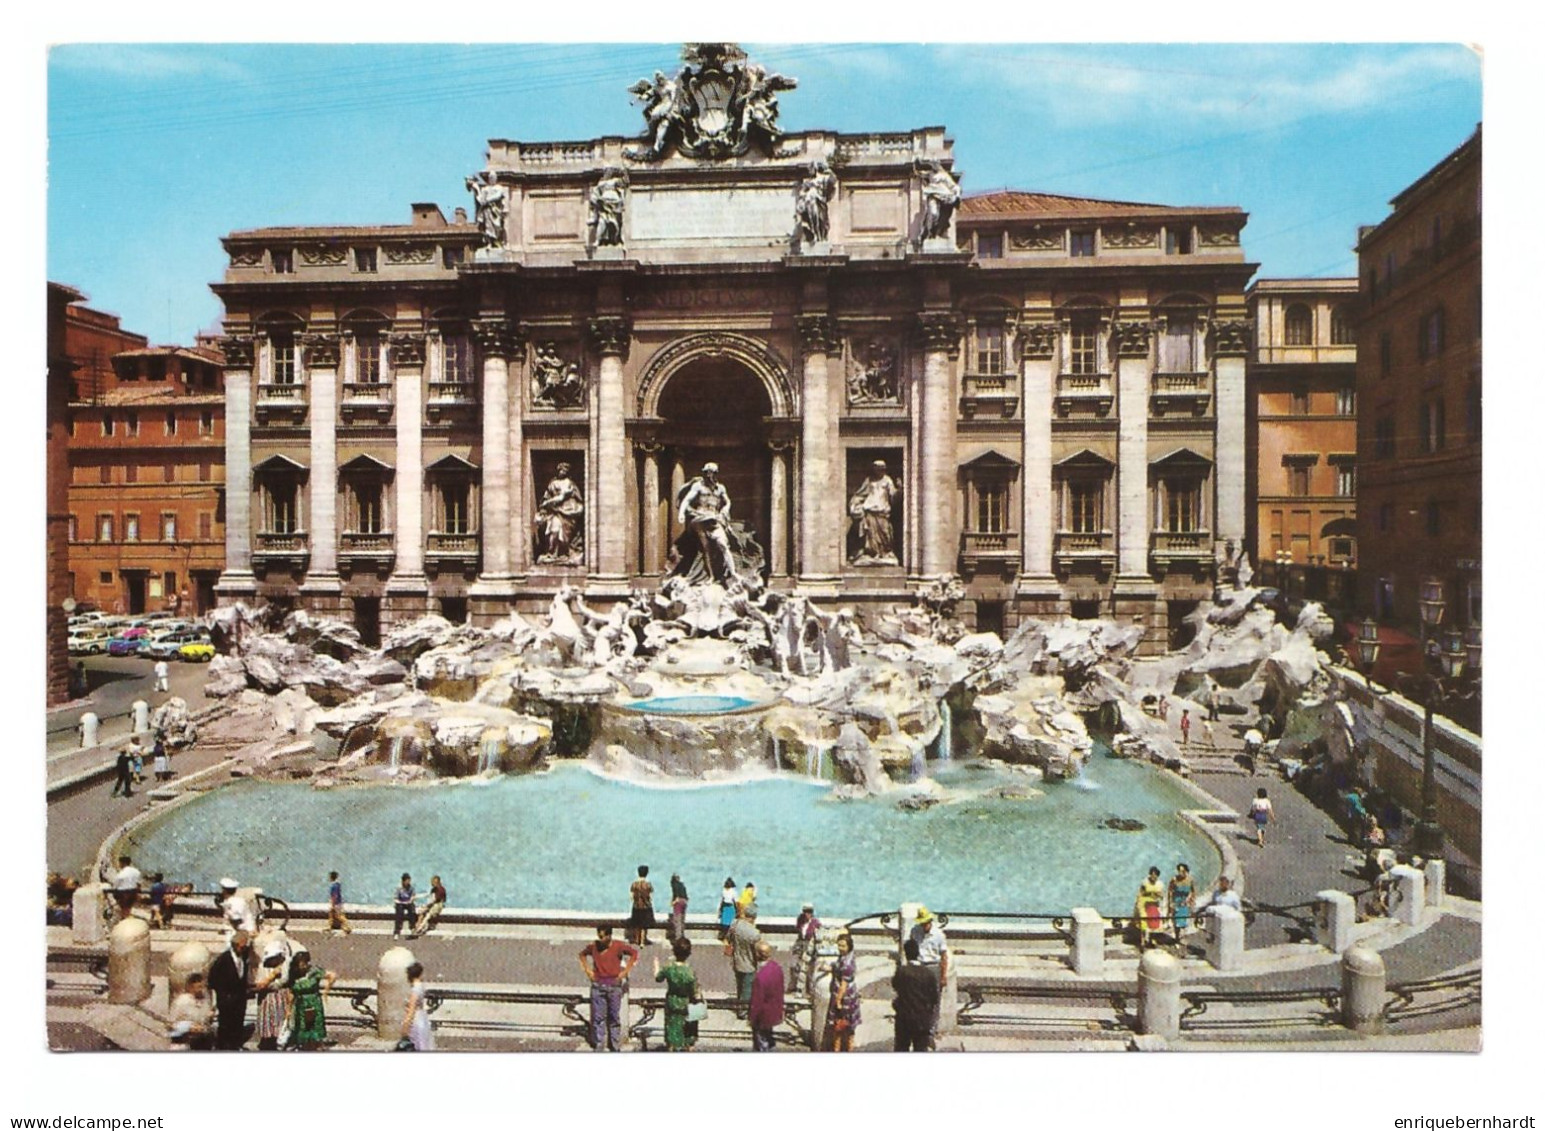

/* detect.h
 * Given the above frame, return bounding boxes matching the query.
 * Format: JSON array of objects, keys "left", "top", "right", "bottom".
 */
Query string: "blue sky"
[{"left": 47, "top": 42, "right": 1481, "bottom": 343}]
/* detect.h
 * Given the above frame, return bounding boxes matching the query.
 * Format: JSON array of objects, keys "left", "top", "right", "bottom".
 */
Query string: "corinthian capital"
[
  {"left": 587, "top": 316, "right": 632, "bottom": 358},
  {"left": 387, "top": 331, "right": 427, "bottom": 368},
  {"left": 300, "top": 333, "right": 340, "bottom": 369},
  {"left": 1210, "top": 319, "right": 1251, "bottom": 357},
  {"left": 795, "top": 313, "right": 838, "bottom": 354},
  {"left": 472, "top": 317, "right": 521, "bottom": 358},
  {"left": 1114, "top": 319, "right": 1154, "bottom": 359},
  {"left": 1019, "top": 322, "right": 1057, "bottom": 360},
  {"left": 916, "top": 312, "right": 963, "bottom": 358},
  {"left": 218, "top": 335, "right": 255, "bottom": 369}
]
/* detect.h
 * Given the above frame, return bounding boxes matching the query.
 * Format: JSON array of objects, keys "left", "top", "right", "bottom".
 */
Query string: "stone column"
[
  {"left": 637, "top": 439, "right": 663, "bottom": 577},
  {"left": 107, "top": 917, "right": 152, "bottom": 1004},
  {"left": 471, "top": 319, "right": 516, "bottom": 596},
  {"left": 916, "top": 313, "right": 962, "bottom": 578},
  {"left": 588, "top": 317, "right": 631, "bottom": 585},
  {"left": 768, "top": 439, "right": 792, "bottom": 578},
  {"left": 1019, "top": 321, "right": 1056, "bottom": 581},
  {"left": 1341, "top": 946, "right": 1386, "bottom": 1034},
  {"left": 300, "top": 333, "right": 341, "bottom": 596},
  {"left": 507, "top": 332, "right": 530, "bottom": 575},
  {"left": 1069, "top": 907, "right": 1105, "bottom": 976},
  {"left": 387, "top": 332, "right": 428, "bottom": 612},
  {"left": 796, "top": 315, "right": 840, "bottom": 587},
  {"left": 1211, "top": 318, "right": 1249, "bottom": 553},
  {"left": 1136, "top": 948, "right": 1181, "bottom": 1039},
  {"left": 1114, "top": 319, "right": 1153, "bottom": 578},
  {"left": 214, "top": 337, "right": 257, "bottom": 598},
  {"left": 1315, "top": 890, "right": 1358, "bottom": 954}
]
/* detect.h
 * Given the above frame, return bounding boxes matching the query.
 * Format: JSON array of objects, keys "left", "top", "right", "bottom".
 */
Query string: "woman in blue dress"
[
  {"left": 1168, "top": 862, "right": 1196, "bottom": 944},
  {"left": 717, "top": 876, "right": 737, "bottom": 938}
]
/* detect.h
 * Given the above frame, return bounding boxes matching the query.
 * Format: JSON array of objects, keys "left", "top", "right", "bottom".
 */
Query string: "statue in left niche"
[
  {"left": 535, "top": 463, "right": 585, "bottom": 564},
  {"left": 466, "top": 172, "right": 508, "bottom": 249},
  {"left": 589, "top": 169, "right": 628, "bottom": 248},
  {"left": 531, "top": 342, "right": 584, "bottom": 410}
]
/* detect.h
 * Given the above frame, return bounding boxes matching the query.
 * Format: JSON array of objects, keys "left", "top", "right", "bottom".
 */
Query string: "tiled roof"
[
  {"left": 225, "top": 224, "right": 478, "bottom": 241},
  {"left": 71, "top": 388, "right": 224, "bottom": 407},
  {"left": 960, "top": 190, "right": 1241, "bottom": 220},
  {"left": 114, "top": 346, "right": 224, "bottom": 364}
]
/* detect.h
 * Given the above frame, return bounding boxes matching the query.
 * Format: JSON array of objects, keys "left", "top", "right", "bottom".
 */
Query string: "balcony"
[
  {"left": 959, "top": 530, "right": 1019, "bottom": 577},
  {"left": 425, "top": 382, "right": 478, "bottom": 424},
  {"left": 425, "top": 531, "right": 480, "bottom": 578},
  {"left": 339, "top": 531, "right": 395, "bottom": 577},
  {"left": 1150, "top": 370, "right": 1211, "bottom": 417},
  {"left": 1055, "top": 372, "right": 1113, "bottom": 417},
  {"left": 959, "top": 371, "right": 1019, "bottom": 419},
  {"left": 252, "top": 531, "right": 309, "bottom": 575},
  {"left": 1053, "top": 530, "right": 1115, "bottom": 575},
  {"left": 1150, "top": 529, "right": 1214, "bottom": 576},
  {"left": 340, "top": 381, "right": 394, "bottom": 425},
  {"left": 255, "top": 381, "right": 308, "bottom": 426}
]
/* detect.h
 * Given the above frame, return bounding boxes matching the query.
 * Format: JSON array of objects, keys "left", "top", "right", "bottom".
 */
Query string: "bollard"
[
  {"left": 107, "top": 917, "right": 152, "bottom": 1004},
  {"left": 1069, "top": 907, "right": 1106, "bottom": 976},
  {"left": 72, "top": 883, "right": 108, "bottom": 945},
  {"left": 1341, "top": 945, "right": 1386, "bottom": 1033},
  {"left": 1423, "top": 859, "right": 1447, "bottom": 911},
  {"left": 1314, "top": 890, "right": 1357, "bottom": 954},
  {"left": 1388, "top": 866, "right": 1426, "bottom": 927},
  {"left": 1203, "top": 904, "right": 1245, "bottom": 971},
  {"left": 1137, "top": 949, "right": 1182, "bottom": 1039},
  {"left": 132, "top": 700, "right": 150, "bottom": 734},
  {"left": 808, "top": 961, "right": 832, "bottom": 1050},
  {"left": 79, "top": 712, "right": 99, "bottom": 748},
  {"left": 168, "top": 941, "right": 211, "bottom": 999},
  {"left": 376, "top": 946, "right": 417, "bottom": 1041}
]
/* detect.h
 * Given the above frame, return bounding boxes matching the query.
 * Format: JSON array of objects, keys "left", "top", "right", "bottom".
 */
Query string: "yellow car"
[{"left": 177, "top": 642, "right": 215, "bottom": 663}]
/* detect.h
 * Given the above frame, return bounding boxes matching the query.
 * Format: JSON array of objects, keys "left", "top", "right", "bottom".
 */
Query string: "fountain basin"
[{"left": 595, "top": 695, "right": 777, "bottom": 777}]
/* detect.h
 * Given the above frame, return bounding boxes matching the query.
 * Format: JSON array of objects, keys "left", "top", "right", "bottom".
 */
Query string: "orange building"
[
  {"left": 64, "top": 300, "right": 226, "bottom": 615},
  {"left": 1245, "top": 278, "right": 1358, "bottom": 610},
  {"left": 1354, "top": 127, "right": 1481, "bottom": 661}
]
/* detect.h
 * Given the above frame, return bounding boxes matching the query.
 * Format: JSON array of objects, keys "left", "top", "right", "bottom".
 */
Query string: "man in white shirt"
[
  {"left": 153, "top": 659, "right": 170, "bottom": 693},
  {"left": 907, "top": 907, "right": 950, "bottom": 1048},
  {"left": 1197, "top": 875, "right": 1243, "bottom": 918},
  {"left": 111, "top": 855, "right": 142, "bottom": 921},
  {"left": 219, "top": 878, "right": 256, "bottom": 934}
]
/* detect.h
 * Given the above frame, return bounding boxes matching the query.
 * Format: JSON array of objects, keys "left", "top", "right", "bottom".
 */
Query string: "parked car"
[
  {"left": 68, "top": 631, "right": 110, "bottom": 655},
  {"left": 143, "top": 629, "right": 209, "bottom": 659},
  {"left": 177, "top": 642, "right": 215, "bottom": 663},
  {"left": 107, "top": 635, "right": 147, "bottom": 656}
]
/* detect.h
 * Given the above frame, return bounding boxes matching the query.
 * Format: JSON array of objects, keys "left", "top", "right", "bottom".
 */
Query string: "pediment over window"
[
  {"left": 427, "top": 453, "right": 479, "bottom": 474},
  {"left": 252, "top": 454, "right": 308, "bottom": 474},
  {"left": 1150, "top": 447, "right": 1212, "bottom": 470},
  {"left": 339, "top": 453, "right": 395, "bottom": 474},
  {"left": 961, "top": 449, "right": 1021, "bottom": 472},
  {"left": 1055, "top": 448, "right": 1115, "bottom": 470}
]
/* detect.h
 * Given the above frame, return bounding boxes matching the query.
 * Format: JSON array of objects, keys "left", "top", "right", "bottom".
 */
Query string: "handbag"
[{"left": 686, "top": 999, "right": 709, "bottom": 1023}]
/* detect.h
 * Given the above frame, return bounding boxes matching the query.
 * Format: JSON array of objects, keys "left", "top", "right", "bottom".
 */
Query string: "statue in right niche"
[
  {"left": 535, "top": 462, "right": 585, "bottom": 564},
  {"left": 848, "top": 459, "right": 901, "bottom": 565}
]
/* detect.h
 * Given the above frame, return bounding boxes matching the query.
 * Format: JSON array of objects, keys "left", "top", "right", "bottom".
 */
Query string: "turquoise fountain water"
[{"left": 127, "top": 743, "right": 1216, "bottom": 918}]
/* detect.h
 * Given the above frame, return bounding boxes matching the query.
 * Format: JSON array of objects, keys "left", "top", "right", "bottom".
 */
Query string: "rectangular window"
[
  {"left": 354, "top": 247, "right": 378, "bottom": 273},
  {"left": 126, "top": 412, "right": 139, "bottom": 437},
  {"left": 441, "top": 482, "right": 471, "bottom": 535},
  {"left": 102, "top": 414, "right": 114, "bottom": 437},
  {"left": 976, "top": 482, "right": 1009, "bottom": 533},
  {"left": 67, "top": 416, "right": 76, "bottom": 438},
  {"left": 1420, "top": 399, "right": 1446, "bottom": 453},
  {"left": 198, "top": 460, "right": 213, "bottom": 481},
  {"left": 1164, "top": 480, "right": 1201, "bottom": 533},
  {"left": 99, "top": 570, "right": 113, "bottom": 585},
  {"left": 1374, "top": 414, "right": 1396, "bottom": 460},
  {"left": 125, "top": 464, "right": 137, "bottom": 484},
  {"left": 1069, "top": 481, "right": 1103, "bottom": 533},
  {"left": 1068, "top": 317, "right": 1101, "bottom": 376},
  {"left": 1159, "top": 318, "right": 1196, "bottom": 371},
  {"left": 199, "top": 512, "right": 212, "bottom": 539},
  {"left": 272, "top": 338, "right": 297, "bottom": 384},
  {"left": 164, "top": 461, "right": 175, "bottom": 484},
  {"left": 976, "top": 232, "right": 1003, "bottom": 259},
  {"left": 353, "top": 483, "right": 384, "bottom": 534},
  {"left": 67, "top": 515, "right": 78, "bottom": 542},
  {"left": 1289, "top": 466, "right": 1311, "bottom": 497},
  {"left": 1336, "top": 466, "right": 1356, "bottom": 497},
  {"left": 200, "top": 410, "right": 214, "bottom": 435},
  {"left": 269, "top": 483, "right": 298, "bottom": 535},
  {"left": 1330, "top": 537, "right": 1355, "bottom": 560},
  {"left": 164, "top": 571, "right": 177, "bottom": 596},
  {"left": 974, "top": 324, "right": 1004, "bottom": 375},
  {"left": 356, "top": 336, "right": 382, "bottom": 384},
  {"left": 99, "top": 464, "right": 111, "bottom": 485},
  {"left": 442, "top": 245, "right": 465, "bottom": 269},
  {"left": 124, "top": 514, "right": 139, "bottom": 542},
  {"left": 165, "top": 411, "right": 177, "bottom": 436},
  {"left": 1070, "top": 231, "right": 1096, "bottom": 258},
  {"left": 1418, "top": 308, "right": 1446, "bottom": 360},
  {"left": 162, "top": 513, "right": 177, "bottom": 541},
  {"left": 1336, "top": 387, "right": 1356, "bottom": 416},
  {"left": 1379, "top": 332, "right": 1391, "bottom": 376},
  {"left": 1291, "top": 389, "right": 1311, "bottom": 415},
  {"left": 271, "top": 249, "right": 293, "bottom": 274},
  {"left": 443, "top": 335, "right": 471, "bottom": 384},
  {"left": 1165, "top": 227, "right": 1193, "bottom": 255}
]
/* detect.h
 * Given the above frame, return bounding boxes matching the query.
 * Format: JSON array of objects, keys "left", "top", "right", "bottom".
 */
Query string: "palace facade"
[{"left": 212, "top": 46, "right": 1255, "bottom": 652}]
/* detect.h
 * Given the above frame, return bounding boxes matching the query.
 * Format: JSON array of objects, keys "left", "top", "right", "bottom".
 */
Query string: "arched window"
[
  {"left": 1284, "top": 304, "right": 1313, "bottom": 346},
  {"left": 1330, "top": 305, "right": 1354, "bottom": 345}
]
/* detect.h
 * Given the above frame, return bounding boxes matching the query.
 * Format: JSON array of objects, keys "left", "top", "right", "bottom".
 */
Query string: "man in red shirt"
[
  {"left": 748, "top": 940, "right": 785, "bottom": 1052},
  {"left": 579, "top": 924, "right": 639, "bottom": 1051}
]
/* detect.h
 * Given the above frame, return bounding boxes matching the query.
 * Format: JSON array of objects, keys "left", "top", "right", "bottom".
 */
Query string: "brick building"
[
  {"left": 64, "top": 300, "right": 226, "bottom": 616},
  {"left": 1354, "top": 126, "right": 1481, "bottom": 663},
  {"left": 46, "top": 283, "right": 84, "bottom": 704},
  {"left": 1245, "top": 278, "right": 1359, "bottom": 612}
]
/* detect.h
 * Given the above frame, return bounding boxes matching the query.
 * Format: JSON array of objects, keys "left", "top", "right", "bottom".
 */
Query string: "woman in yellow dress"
[{"left": 1134, "top": 866, "right": 1166, "bottom": 949}]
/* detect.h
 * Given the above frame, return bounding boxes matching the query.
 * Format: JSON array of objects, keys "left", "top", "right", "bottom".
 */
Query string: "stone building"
[
  {"left": 1354, "top": 126, "right": 1481, "bottom": 656},
  {"left": 47, "top": 282, "right": 84, "bottom": 704},
  {"left": 64, "top": 299, "right": 227, "bottom": 616},
  {"left": 1245, "top": 278, "right": 1358, "bottom": 611},
  {"left": 212, "top": 44, "right": 1253, "bottom": 652}
]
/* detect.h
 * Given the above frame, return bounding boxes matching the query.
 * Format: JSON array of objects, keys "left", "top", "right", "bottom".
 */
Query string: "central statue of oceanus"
[{"left": 666, "top": 462, "right": 764, "bottom": 587}]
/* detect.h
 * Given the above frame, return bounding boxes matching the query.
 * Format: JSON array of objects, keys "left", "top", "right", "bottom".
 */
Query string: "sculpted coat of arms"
[{"left": 626, "top": 43, "right": 797, "bottom": 161}]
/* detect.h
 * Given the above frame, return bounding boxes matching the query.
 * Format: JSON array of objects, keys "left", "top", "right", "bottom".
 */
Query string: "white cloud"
[{"left": 49, "top": 44, "right": 251, "bottom": 83}]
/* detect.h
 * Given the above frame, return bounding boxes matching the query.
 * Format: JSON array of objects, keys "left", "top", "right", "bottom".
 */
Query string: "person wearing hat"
[
  {"left": 219, "top": 878, "right": 256, "bottom": 935},
  {"left": 253, "top": 938, "right": 292, "bottom": 1050},
  {"left": 907, "top": 907, "right": 949, "bottom": 1048},
  {"left": 790, "top": 902, "right": 821, "bottom": 994},
  {"left": 207, "top": 929, "right": 252, "bottom": 1050}
]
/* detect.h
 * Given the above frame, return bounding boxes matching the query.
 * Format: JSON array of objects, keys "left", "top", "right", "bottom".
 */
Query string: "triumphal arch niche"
[{"left": 213, "top": 43, "right": 1253, "bottom": 652}]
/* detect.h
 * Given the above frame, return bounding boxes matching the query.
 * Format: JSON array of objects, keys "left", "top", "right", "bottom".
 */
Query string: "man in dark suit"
[{"left": 207, "top": 930, "right": 252, "bottom": 1050}]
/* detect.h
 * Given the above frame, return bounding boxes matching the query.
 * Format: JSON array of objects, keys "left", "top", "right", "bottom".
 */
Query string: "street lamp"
[
  {"left": 1354, "top": 617, "right": 1382, "bottom": 672},
  {"left": 1417, "top": 577, "right": 1446, "bottom": 659}
]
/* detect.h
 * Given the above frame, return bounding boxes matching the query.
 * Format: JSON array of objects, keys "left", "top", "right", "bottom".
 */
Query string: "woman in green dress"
[
  {"left": 653, "top": 936, "right": 700, "bottom": 1051},
  {"left": 286, "top": 951, "right": 337, "bottom": 1050}
]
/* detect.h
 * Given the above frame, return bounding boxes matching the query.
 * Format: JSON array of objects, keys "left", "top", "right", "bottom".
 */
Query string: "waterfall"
[
  {"left": 388, "top": 734, "right": 406, "bottom": 773},
  {"left": 814, "top": 744, "right": 826, "bottom": 781},
  {"left": 771, "top": 736, "right": 784, "bottom": 775},
  {"left": 937, "top": 700, "right": 953, "bottom": 763},
  {"left": 478, "top": 732, "right": 503, "bottom": 775},
  {"left": 1071, "top": 758, "right": 1100, "bottom": 791},
  {"left": 909, "top": 742, "right": 926, "bottom": 782}
]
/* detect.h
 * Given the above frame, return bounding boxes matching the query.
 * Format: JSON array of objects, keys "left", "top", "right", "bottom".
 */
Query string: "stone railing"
[
  {"left": 257, "top": 382, "right": 307, "bottom": 402},
  {"left": 959, "top": 530, "right": 1019, "bottom": 575},
  {"left": 1054, "top": 372, "right": 1113, "bottom": 416},
  {"left": 1053, "top": 531, "right": 1115, "bottom": 572},
  {"left": 427, "top": 381, "right": 476, "bottom": 403},
  {"left": 342, "top": 381, "right": 392, "bottom": 401},
  {"left": 426, "top": 531, "right": 479, "bottom": 556},
  {"left": 960, "top": 370, "right": 1019, "bottom": 418},
  {"left": 1150, "top": 369, "right": 1212, "bottom": 416}
]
